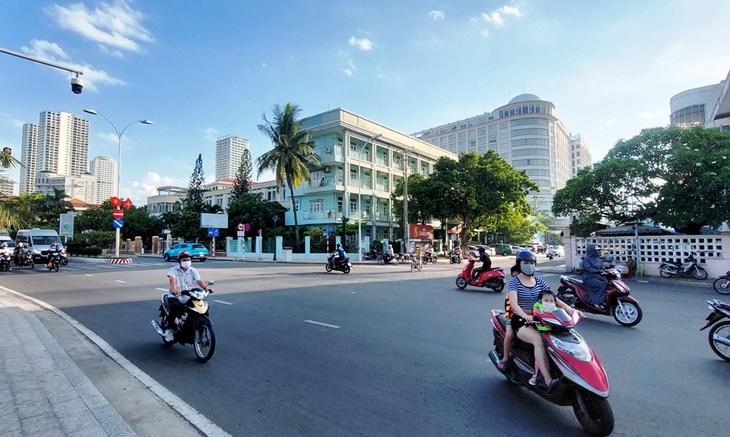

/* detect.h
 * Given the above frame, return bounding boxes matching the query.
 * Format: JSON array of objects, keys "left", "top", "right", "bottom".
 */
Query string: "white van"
[{"left": 15, "top": 229, "right": 63, "bottom": 262}]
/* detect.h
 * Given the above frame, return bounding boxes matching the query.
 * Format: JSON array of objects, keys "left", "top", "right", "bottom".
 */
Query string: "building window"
[{"left": 310, "top": 198, "right": 324, "bottom": 214}]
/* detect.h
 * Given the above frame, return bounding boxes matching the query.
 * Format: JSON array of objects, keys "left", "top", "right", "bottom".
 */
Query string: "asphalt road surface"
[{"left": 2, "top": 256, "right": 727, "bottom": 436}]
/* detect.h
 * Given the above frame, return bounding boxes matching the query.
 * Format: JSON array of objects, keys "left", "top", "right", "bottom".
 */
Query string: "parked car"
[
  {"left": 491, "top": 244, "right": 520, "bottom": 256},
  {"left": 164, "top": 242, "right": 209, "bottom": 262},
  {"left": 468, "top": 245, "right": 496, "bottom": 256}
]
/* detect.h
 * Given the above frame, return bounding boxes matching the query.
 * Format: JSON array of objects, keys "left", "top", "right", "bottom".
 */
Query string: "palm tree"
[
  {"left": 257, "top": 103, "right": 320, "bottom": 247},
  {"left": 0, "top": 147, "right": 25, "bottom": 230}
]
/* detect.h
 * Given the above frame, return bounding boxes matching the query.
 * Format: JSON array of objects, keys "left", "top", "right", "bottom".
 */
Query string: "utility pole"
[{"left": 403, "top": 150, "right": 408, "bottom": 254}]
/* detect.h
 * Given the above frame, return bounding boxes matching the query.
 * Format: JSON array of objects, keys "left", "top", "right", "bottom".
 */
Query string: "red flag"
[
  {"left": 110, "top": 196, "right": 122, "bottom": 208},
  {"left": 123, "top": 198, "right": 133, "bottom": 209}
]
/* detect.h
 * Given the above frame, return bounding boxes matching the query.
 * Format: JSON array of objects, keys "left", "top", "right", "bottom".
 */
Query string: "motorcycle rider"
[
  {"left": 507, "top": 250, "right": 580, "bottom": 392},
  {"left": 165, "top": 251, "right": 214, "bottom": 342},
  {"left": 0, "top": 242, "right": 12, "bottom": 271},
  {"left": 470, "top": 246, "right": 492, "bottom": 281},
  {"left": 385, "top": 244, "right": 395, "bottom": 263},
  {"left": 330, "top": 243, "right": 346, "bottom": 268},
  {"left": 46, "top": 242, "right": 62, "bottom": 267},
  {"left": 582, "top": 244, "right": 608, "bottom": 309}
]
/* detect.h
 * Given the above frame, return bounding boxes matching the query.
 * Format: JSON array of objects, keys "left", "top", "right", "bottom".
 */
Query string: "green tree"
[
  {"left": 226, "top": 192, "right": 287, "bottom": 239},
  {"left": 0, "top": 149, "right": 26, "bottom": 230},
  {"left": 553, "top": 126, "right": 730, "bottom": 234},
  {"left": 256, "top": 103, "right": 320, "bottom": 247},
  {"left": 230, "top": 148, "right": 252, "bottom": 201},
  {"left": 185, "top": 153, "right": 206, "bottom": 207}
]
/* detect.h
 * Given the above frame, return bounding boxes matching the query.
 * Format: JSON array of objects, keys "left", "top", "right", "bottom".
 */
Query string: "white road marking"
[
  {"left": 155, "top": 288, "right": 168, "bottom": 291},
  {"left": 84, "top": 274, "right": 94, "bottom": 277},
  {"left": 114, "top": 280, "right": 126, "bottom": 284},
  {"left": 213, "top": 300, "right": 233, "bottom": 306},
  {"left": 304, "top": 319, "right": 341, "bottom": 329}
]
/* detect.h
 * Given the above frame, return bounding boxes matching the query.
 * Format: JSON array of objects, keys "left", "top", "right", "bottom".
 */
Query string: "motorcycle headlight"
[
  {"left": 550, "top": 334, "right": 593, "bottom": 362},
  {"left": 32, "top": 249, "right": 41, "bottom": 255}
]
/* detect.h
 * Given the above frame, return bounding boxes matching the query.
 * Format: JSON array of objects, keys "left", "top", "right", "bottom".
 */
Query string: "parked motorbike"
[
  {"left": 556, "top": 268, "right": 642, "bottom": 327},
  {"left": 422, "top": 251, "right": 438, "bottom": 264},
  {"left": 713, "top": 270, "right": 730, "bottom": 295},
  {"left": 700, "top": 299, "right": 730, "bottom": 361},
  {"left": 326, "top": 254, "right": 352, "bottom": 274},
  {"left": 377, "top": 253, "right": 399, "bottom": 265},
  {"left": 14, "top": 246, "right": 34, "bottom": 269},
  {"left": 449, "top": 248, "right": 462, "bottom": 264},
  {"left": 363, "top": 249, "right": 380, "bottom": 261},
  {"left": 455, "top": 259, "right": 505, "bottom": 292},
  {"left": 488, "top": 308, "right": 614, "bottom": 436},
  {"left": 46, "top": 251, "right": 61, "bottom": 272},
  {"left": 151, "top": 283, "right": 216, "bottom": 362},
  {"left": 0, "top": 251, "right": 11, "bottom": 271},
  {"left": 659, "top": 251, "right": 708, "bottom": 280}
]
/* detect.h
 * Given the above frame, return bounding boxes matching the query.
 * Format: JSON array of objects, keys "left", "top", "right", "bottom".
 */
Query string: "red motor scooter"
[
  {"left": 556, "top": 268, "right": 642, "bottom": 327},
  {"left": 455, "top": 259, "right": 505, "bottom": 292},
  {"left": 488, "top": 308, "right": 614, "bottom": 436}
]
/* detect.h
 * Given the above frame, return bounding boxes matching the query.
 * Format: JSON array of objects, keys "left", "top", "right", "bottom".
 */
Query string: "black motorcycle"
[
  {"left": 14, "top": 247, "right": 34, "bottom": 269},
  {"left": 0, "top": 252, "right": 11, "bottom": 271},
  {"left": 47, "top": 251, "right": 61, "bottom": 272},
  {"left": 326, "top": 254, "right": 351, "bottom": 274},
  {"left": 377, "top": 253, "right": 399, "bottom": 265},
  {"left": 659, "top": 251, "right": 708, "bottom": 280},
  {"left": 449, "top": 249, "right": 462, "bottom": 264},
  {"left": 700, "top": 299, "right": 730, "bottom": 361},
  {"left": 151, "top": 283, "right": 216, "bottom": 362},
  {"left": 713, "top": 270, "right": 730, "bottom": 295}
]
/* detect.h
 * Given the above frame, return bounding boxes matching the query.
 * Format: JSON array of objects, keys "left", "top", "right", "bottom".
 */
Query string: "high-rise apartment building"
[
  {"left": 0, "top": 174, "right": 13, "bottom": 196},
  {"left": 570, "top": 134, "right": 592, "bottom": 177},
  {"left": 19, "top": 123, "right": 39, "bottom": 194},
  {"left": 90, "top": 156, "right": 117, "bottom": 204},
  {"left": 20, "top": 111, "right": 89, "bottom": 195},
  {"left": 215, "top": 135, "right": 249, "bottom": 181},
  {"left": 413, "top": 93, "right": 587, "bottom": 215}
]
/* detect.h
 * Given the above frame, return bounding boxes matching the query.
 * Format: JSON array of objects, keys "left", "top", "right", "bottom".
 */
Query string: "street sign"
[
  {"left": 112, "top": 209, "right": 124, "bottom": 219},
  {"left": 237, "top": 223, "right": 245, "bottom": 231},
  {"left": 327, "top": 225, "right": 334, "bottom": 232},
  {"left": 208, "top": 227, "right": 219, "bottom": 237},
  {"left": 244, "top": 223, "right": 251, "bottom": 231},
  {"left": 112, "top": 219, "right": 124, "bottom": 229},
  {"left": 323, "top": 231, "right": 328, "bottom": 237},
  {"left": 59, "top": 213, "right": 74, "bottom": 237}
]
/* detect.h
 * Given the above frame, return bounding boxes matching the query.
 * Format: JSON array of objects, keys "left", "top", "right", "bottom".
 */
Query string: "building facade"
[
  {"left": 89, "top": 156, "right": 117, "bottom": 204},
  {"left": 19, "top": 123, "right": 38, "bottom": 194},
  {"left": 37, "top": 111, "right": 89, "bottom": 177},
  {"left": 670, "top": 68, "right": 730, "bottom": 131},
  {"left": 413, "top": 94, "right": 582, "bottom": 214},
  {"left": 215, "top": 135, "right": 250, "bottom": 181},
  {"left": 34, "top": 170, "right": 97, "bottom": 203},
  {"left": 569, "top": 134, "right": 592, "bottom": 177}
]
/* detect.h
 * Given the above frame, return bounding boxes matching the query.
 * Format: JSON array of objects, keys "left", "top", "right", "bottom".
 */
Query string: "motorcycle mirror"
[{"left": 207, "top": 280, "right": 215, "bottom": 285}]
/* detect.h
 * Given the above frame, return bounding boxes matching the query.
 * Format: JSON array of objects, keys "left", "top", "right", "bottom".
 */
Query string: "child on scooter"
[
  {"left": 497, "top": 265, "right": 521, "bottom": 371},
  {"left": 528, "top": 290, "right": 557, "bottom": 385}
]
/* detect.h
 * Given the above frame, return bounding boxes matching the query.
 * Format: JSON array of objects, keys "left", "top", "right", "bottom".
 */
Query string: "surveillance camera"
[{"left": 71, "top": 76, "right": 83, "bottom": 94}]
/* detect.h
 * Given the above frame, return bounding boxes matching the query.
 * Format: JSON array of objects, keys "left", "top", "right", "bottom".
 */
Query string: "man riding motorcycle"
[
  {"left": 47, "top": 242, "right": 63, "bottom": 268},
  {"left": 165, "top": 251, "right": 214, "bottom": 342},
  {"left": 471, "top": 246, "right": 492, "bottom": 281},
  {"left": 329, "top": 243, "right": 347, "bottom": 268}
]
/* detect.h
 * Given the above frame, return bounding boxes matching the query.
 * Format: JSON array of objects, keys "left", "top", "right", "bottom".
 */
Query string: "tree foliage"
[
  {"left": 256, "top": 103, "right": 320, "bottom": 247},
  {"left": 231, "top": 148, "right": 252, "bottom": 201},
  {"left": 553, "top": 126, "right": 730, "bottom": 234},
  {"left": 226, "top": 192, "right": 287, "bottom": 239},
  {"left": 185, "top": 153, "right": 206, "bottom": 207}
]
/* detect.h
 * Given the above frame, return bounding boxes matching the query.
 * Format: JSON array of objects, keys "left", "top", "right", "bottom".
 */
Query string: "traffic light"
[{"left": 341, "top": 216, "right": 349, "bottom": 224}]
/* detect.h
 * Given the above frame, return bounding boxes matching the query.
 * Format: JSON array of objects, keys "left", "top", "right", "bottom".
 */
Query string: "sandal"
[
  {"left": 529, "top": 375, "right": 538, "bottom": 386},
  {"left": 497, "top": 359, "right": 508, "bottom": 370}
]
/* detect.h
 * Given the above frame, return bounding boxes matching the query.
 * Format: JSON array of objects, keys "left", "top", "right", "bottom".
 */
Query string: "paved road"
[{"left": 2, "top": 257, "right": 727, "bottom": 436}]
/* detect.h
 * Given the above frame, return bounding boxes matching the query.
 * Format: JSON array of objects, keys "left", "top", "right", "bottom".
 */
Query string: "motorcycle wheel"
[
  {"left": 343, "top": 265, "right": 351, "bottom": 274},
  {"left": 194, "top": 321, "right": 216, "bottom": 362},
  {"left": 450, "top": 258, "right": 454, "bottom": 264},
  {"left": 659, "top": 267, "right": 673, "bottom": 278},
  {"left": 708, "top": 320, "right": 730, "bottom": 362},
  {"left": 572, "top": 389, "right": 614, "bottom": 436},
  {"left": 29, "top": 261, "right": 34, "bottom": 269},
  {"left": 411, "top": 261, "right": 415, "bottom": 272},
  {"left": 325, "top": 263, "right": 332, "bottom": 272},
  {"left": 164, "top": 253, "right": 171, "bottom": 262},
  {"left": 490, "top": 280, "right": 505, "bottom": 293},
  {"left": 613, "top": 301, "right": 642, "bottom": 327},
  {"left": 432, "top": 256, "right": 437, "bottom": 263},
  {"left": 61, "top": 257, "right": 68, "bottom": 266},
  {"left": 713, "top": 277, "right": 730, "bottom": 295},
  {"left": 456, "top": 277, "right": 468, "bottom": 289},
  {"left": 692, "top": 266, "right": 708, "bottom": 280},
  {"left": 378, "top": 258, "right": 384, "bottom": 265}
]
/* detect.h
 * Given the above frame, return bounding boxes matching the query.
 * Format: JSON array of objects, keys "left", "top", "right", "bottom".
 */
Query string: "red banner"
[{"left": 409, "top": 224, "right": 434, "bottom": 241}]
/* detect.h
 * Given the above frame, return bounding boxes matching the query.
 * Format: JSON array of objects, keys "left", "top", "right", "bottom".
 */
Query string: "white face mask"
[
  {"left": 542, "top": 302, "right": 556, "bottom": 310},
  {"left": 521, "top": 263, "right": 536, "bottom": 276},
  {"left": 180, "top": 260, "right": 192, "bottom": 268}
]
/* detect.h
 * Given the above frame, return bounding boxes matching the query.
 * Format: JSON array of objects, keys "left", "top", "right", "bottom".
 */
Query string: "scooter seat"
[{"left": 562, "top": 275, "right": 584, "bottom": 285}]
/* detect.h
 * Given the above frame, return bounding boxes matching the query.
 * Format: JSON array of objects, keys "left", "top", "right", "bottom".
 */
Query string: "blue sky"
[{"left": 1, "top": 0, "right": 729, "bottom": 204}]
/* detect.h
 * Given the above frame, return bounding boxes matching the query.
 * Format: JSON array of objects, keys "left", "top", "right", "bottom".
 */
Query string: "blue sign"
[
  {"left": 208, "top": 227, "right": 219, "bottom": 237},
  {"left": 327, "top": 225, "right": 334, "bottom": 232},
  {"left": 322, "top": 231, "right": 328, "bottom": 237},
  {"left": 112, "top": 219, "right": 124, "bottom": 229}
]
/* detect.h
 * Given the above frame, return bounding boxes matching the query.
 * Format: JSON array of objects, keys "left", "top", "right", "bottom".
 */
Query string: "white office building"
[
  {"left": 570, "top": 134, "right": 592, "bottom": 177},
  {"left": 35, "top": 170, "right": 97, "bottom": 203},
  {"left": 413, "top": 94, "right": 586, "bottom": 215},
  {"left": 215, "top": 135, "right": 250, "bottom": 181},
  {"left": 90, "top": 156, "right": 117, "bottom": 204},
  {"left": 670, "top": 68, "right": 730, "bottom": 131},
  {"left": 19, "top": 123, "right": 39, "bottom": 194}
]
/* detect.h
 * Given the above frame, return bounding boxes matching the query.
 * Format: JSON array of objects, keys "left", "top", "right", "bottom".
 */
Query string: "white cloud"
[
  {"left": 637, "top": 110, "right": 664, "bottom": 120},
  {"left": 21, "top": 39, "right": 126, "bottom": 92},
  {"left": 349, "top": 36, "right": 373, "bottom": 51},
  {"left": 482, "top": 12, "right": 503, "bottom": 27},
  {"left": 429, "top": 10, "right": 445, "bottom": 20},
  {"left": 499, "top": 6, "right": 523, "bottom": 17},
  {"left": 45, "top": 0, "right": 154, "bottom": 54},
  {"left": 343, "top": 69, "right": 353, "bottom": 77},
  {"left": 481, "top": 5, "right": 523, "bottom": 32},
  {"left": 481, "top": 29, "right": 490, "bottom": 38},
  {"left": 127, "top": 171, "right": 186, "bottom": 205},
  {"left": 202, "top": 127, "right": 219, "bottom": 143},
  {"left": 600, "top": 118, "right": 619, "bottom": 128}
]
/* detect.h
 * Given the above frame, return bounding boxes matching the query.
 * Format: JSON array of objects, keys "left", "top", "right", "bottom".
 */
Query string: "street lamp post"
[
  {"left": 358, "top": 134, "right": 382, "bottom": 262},
  {"left": 271, "top": 215, "right": 279, "bottom": 261},
  {"left": 83, "top": 109, "right": 152, "bottom": 258}
]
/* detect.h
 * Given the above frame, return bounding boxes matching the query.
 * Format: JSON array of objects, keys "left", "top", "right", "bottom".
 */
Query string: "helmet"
[
  {"left": 477, "top": 246, "right": 486, "bottom": 253},
  {"left": 0, "top": 243, "right": 6, "bottom": 248},
  {"left": 515, "top": 249, "right": 536, "bottom": 267},
  {"left": 178, "top": 251, "right": 192, "bottom": 261}
]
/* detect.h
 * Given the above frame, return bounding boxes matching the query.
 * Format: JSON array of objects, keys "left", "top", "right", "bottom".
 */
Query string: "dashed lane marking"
[
  {"left": 213, "top": 300, "right": 233, "bottom": 306},
  {"left": 84, "top": 274, "right": 93, "bottom": 277},
  {"left": 304, "top": 319, "right": 341, "bottom": 329},
  {"left": 114, "top": 280, "right": 126, "bottom": 284}
]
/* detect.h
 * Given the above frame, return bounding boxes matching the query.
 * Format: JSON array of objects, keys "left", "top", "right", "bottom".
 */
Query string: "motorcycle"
[
  {"left": 14, "top": 247, "right": 34, "bottom": 269},
  {"left": 0, "top": 251, "right": 11, "bottom": 271},
  {"left": 377, "top": 253, "right": 399, "bottom": 265},
  {"left": 151, "top": 283, "right": 216, "bottom": 362},
  {"left": 556, "top": 268, "right": 642, "bottom": 327},
  {"left": 712, "top": 270, "right": 730, "bottom": 295},
  {"left": 488, "top": 308, "right": 614, "bottom": 436},
  {"left": 455, "top": 259, "right": 505, "bottom": 292},
  {"left": 700, "top": 299, "right": 730, "bottom": 361},
  {"left": 326, "top": 254, "right": 352, "bottom": 274},
  {"left": 46, "top": 251, "right": 61, "bottom": 272},
  {"left": 659, "top": 251, "right": 708, "bottom": 280},
  {"left": 422, "top": 251, "right": 438, "bottom": 264},
  {"left": 59, "top": 249, "right": 68, "bottom": 266},
  {"left": 449, "top": 248, "right": 462, "bottom": 264}
]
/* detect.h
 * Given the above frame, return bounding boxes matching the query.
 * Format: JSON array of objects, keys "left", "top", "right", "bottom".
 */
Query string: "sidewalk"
[{"left": 0, "top": 288, "right": 211, "bottom": 437}]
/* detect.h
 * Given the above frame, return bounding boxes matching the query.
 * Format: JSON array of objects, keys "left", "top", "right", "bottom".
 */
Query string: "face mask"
[
  {"left": 180, "top": 261, "right": 192, "bottom": 268},
  {"left": 521, "top": 263, "right": 536, "bottom": 276},
  {"left": 543, "top": 302, "right": 556, "bottom": 310}
]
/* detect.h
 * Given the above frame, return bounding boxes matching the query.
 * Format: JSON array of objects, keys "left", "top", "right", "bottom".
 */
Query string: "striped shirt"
[{"left": 508, "top": 276, "right": 551, "bottom": 312}]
